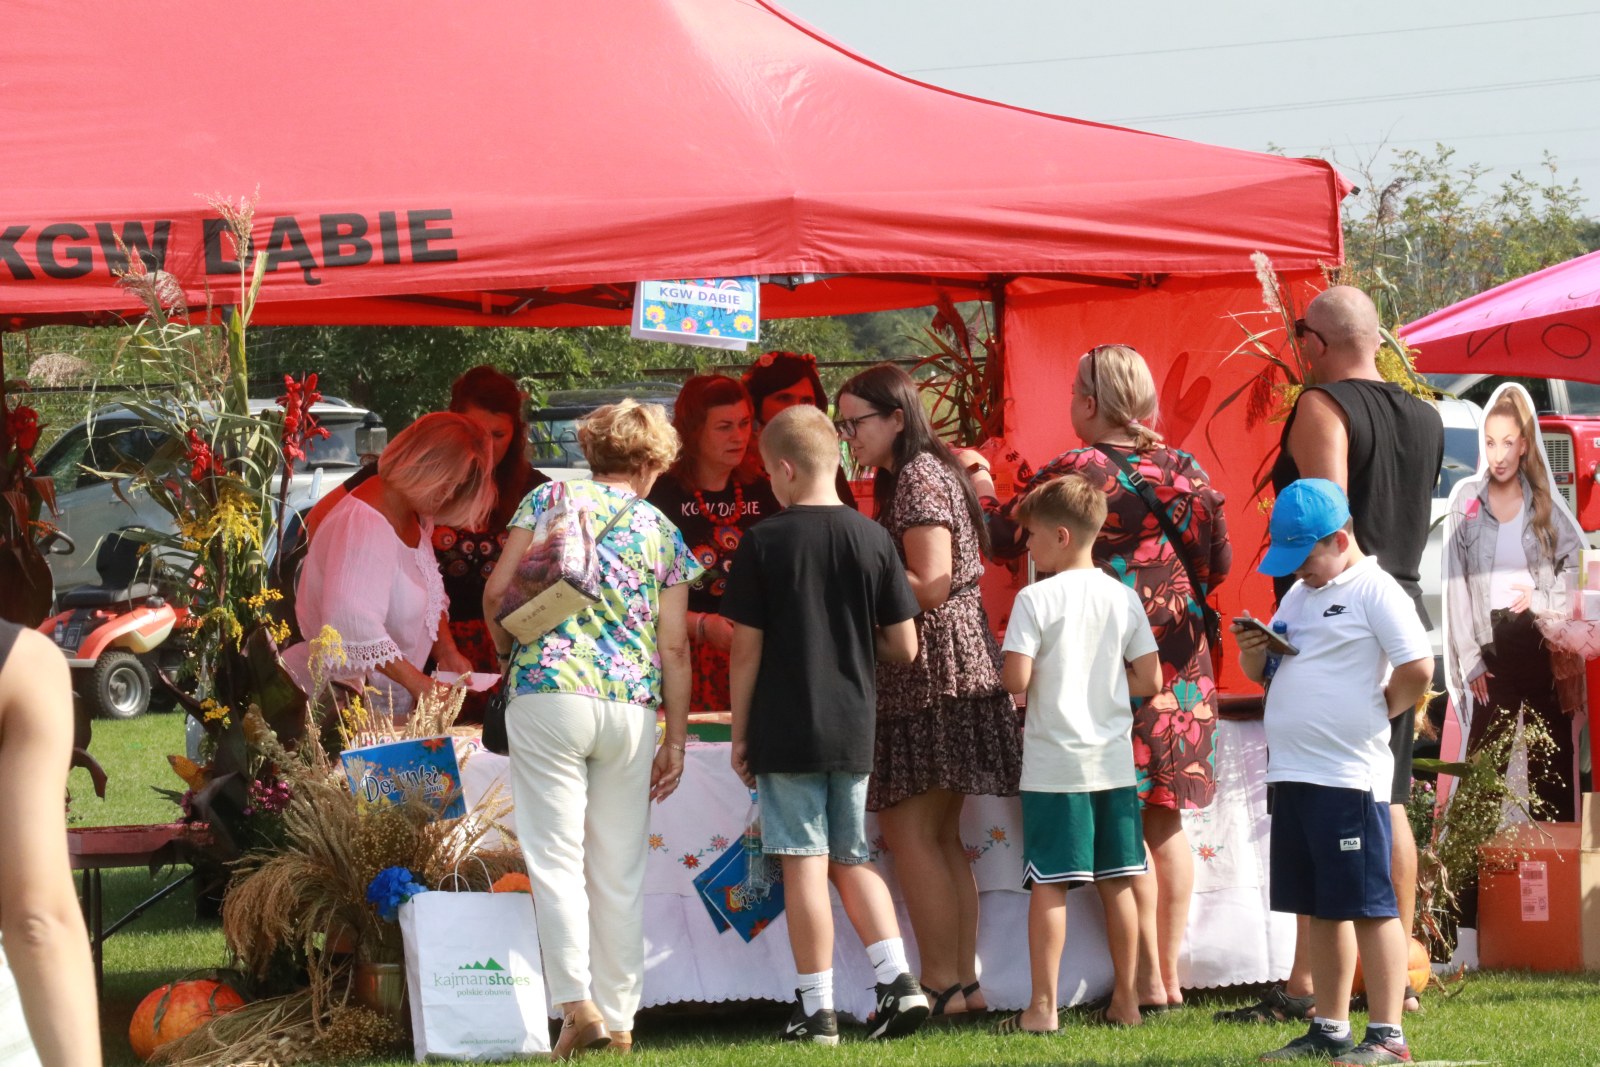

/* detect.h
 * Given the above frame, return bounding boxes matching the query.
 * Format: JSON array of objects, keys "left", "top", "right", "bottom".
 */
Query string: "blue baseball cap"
[{"left": 1259, "top": 478, "right": 1351, "bottom": 577}]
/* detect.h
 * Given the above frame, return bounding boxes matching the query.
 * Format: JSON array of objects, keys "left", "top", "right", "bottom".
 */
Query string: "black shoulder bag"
[
  {"left": 481, "top": 495, "right": 639, "bottom": 756},
  {"left": 1093, "top": 445, "right": 1223, "bottom": 650}
]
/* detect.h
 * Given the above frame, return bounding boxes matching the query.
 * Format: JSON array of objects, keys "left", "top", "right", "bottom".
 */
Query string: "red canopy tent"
[
  {"left": 1, "top": 0, "right": 1348, "bottom": 683},
  {"left": 1401, "top": 249, "right": 1600, "bottom": 382}
]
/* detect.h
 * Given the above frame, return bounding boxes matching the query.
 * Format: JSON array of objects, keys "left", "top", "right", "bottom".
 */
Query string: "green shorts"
[{"left": 1020, "top": 787, "right": 1147, "bottom": 888}]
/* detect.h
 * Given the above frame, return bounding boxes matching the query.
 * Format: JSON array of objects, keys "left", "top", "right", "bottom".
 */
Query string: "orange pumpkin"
[
  {"left": 128, "top": 979, "right": 245, "bottom": 1061},
  {"left": 1351, "top": 937, "right": 1431, "bottom": 997}
]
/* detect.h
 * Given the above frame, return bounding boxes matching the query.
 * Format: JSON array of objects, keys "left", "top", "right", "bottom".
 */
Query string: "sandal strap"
[
  {"left": 921, "top": 982, "right": 964, "bottom": 1016},
  {"left": 962, "top": 981, "right": 981, "bottom": 998}
]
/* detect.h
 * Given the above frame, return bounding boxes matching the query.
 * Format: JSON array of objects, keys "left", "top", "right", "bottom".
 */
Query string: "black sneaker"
[
  {"left": 864, "top": 972, "right": 930, "bottom": 1040},
  {"left": 779, "top": 990, "right": 840, "bottom": 1046},
  {"left": 1332, "top": 1030, "right": 1412, "bottom": 1065},
  {"left": 1259, "top": 1024, "right": 1358, "bottom": 1061}
]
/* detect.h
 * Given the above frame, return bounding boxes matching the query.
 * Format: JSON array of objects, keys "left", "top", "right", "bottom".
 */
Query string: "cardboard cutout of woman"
[{"left": 1442, "top": 383, "right": 1585, "bottom": 823}]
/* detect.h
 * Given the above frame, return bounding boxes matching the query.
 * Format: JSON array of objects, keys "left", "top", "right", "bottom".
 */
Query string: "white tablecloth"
[{"left": 459, "top": 719, "right": 1291, "bottom": 1020}]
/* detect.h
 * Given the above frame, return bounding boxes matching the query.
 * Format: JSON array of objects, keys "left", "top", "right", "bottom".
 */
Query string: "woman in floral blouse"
[
  {"left": 484, "top": 400, "right": 700, "bottom": 1059},
  {"left": 989, "top": 344, "right": 1231, "bottom": 1011}
]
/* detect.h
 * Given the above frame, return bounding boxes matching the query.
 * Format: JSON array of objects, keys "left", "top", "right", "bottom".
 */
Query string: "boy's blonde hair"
[
  {"left": 759, "top": 405, "right": 840, "bottom": 479},
  {"left": 379, "top": 411, "right": 496, "bottom": 529},
  {"left": 578, "top": 399, "right": 680, "bottom": 476},
  {"left": 1016, "top": 474, "right": 1107, "bottom": 541}
]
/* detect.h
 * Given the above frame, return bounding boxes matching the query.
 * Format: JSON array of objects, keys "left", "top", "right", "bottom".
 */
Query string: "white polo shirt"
[{"left": 1264, "top": 555, "right": 1432, "bottom": 796}]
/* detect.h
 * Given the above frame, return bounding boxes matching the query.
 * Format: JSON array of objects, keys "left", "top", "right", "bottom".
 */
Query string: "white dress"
[
  {"left": 281, "top": 493, "right": 447, "bottom": 718},
  {"left": 0, "top": 938, "right": 42, "bottom": 1067}
]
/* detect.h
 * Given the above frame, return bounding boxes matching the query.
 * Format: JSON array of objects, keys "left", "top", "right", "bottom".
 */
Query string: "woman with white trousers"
[{"left": 484, "top": 400, "right": 699, "bottom": 1059}]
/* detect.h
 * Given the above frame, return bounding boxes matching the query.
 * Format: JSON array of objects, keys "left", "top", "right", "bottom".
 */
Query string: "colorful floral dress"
[
  {"left": 871, "top": 452, "right": 1022, "bottom": 810},
  {"left": 1021, "top": 445, "right": 1231, "bottom": 810},
  {"left": 506, "top": 480, "right": 702, "bottom": 707}
]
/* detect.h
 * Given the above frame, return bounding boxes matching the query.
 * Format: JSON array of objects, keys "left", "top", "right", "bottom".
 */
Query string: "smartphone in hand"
[{"left": 1231, "top": 616, "right": 1299, "bottom": 656}]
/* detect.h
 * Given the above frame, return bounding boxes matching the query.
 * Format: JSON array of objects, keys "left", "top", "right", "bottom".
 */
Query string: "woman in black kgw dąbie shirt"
[{"left": 648, "top": 375, "right": 780, "bottom": 712}]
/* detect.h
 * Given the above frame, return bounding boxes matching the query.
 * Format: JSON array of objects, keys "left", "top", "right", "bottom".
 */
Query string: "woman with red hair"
[{"left": 648, "top": 375, "right": 780, "bottom": 711}]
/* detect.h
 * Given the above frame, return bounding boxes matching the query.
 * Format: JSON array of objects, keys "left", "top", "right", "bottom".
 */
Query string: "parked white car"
[
  {"left": 1419, "top": 395, "right": 1484, "bottom": 671},
  {"left": 34, "top": 399, "right": 383, "bottom": 591}
]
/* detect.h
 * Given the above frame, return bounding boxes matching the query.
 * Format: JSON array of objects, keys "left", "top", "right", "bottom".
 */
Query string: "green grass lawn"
[{"left": 75, "top": 714, "right": 1599, "bottom": 1065}]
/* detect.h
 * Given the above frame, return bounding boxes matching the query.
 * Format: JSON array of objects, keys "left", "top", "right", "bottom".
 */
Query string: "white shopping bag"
[{"left": 400, "top": 891, "right": 550, "bottom": 1061}]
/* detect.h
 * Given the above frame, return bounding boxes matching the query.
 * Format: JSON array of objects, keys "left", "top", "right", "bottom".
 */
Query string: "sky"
[{"left": 781, "top": 1, "right": 1600, "bottom": 213}]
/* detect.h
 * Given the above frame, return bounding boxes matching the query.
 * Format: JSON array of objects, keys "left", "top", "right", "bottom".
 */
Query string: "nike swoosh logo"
[{"left": 1323, "top": 605, "right": 1348, "bottom": 617}]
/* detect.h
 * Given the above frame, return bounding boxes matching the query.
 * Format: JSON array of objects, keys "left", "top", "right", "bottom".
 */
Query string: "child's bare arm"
[
  {"left": 1126, "top": 650, "right": 1161, "bottom": 698},
  {"left": 1001, "top": 651, "right": 1033, "bottom": 695},
  {"left": 728, "top": 622, "right": 763, "bottom": 788},
  {"left": 1230, "top": 612, "right": 1270, "bottom": 684},
  {"left": 1384, "top": 656, "right": 1433, "bottom": 720},
  {"left": 875, "top": 619, "right": 918, "bottom": 664}
]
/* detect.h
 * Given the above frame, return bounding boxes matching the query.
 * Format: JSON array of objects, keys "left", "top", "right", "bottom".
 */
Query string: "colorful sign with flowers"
[{"left": 630, "top": 276, "right": 760, "bottom": 351}]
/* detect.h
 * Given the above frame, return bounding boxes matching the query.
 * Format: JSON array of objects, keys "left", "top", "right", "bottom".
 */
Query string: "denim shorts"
[
  {"left": 755, "top": 772, "right": 871, "bottom": 865},
  {"left": 1269, "top": 781, "right": 1398, "bottom": 920}
]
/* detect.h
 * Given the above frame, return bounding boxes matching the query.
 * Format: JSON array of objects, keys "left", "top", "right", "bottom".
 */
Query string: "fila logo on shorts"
[{"left": 1340, "top": 837, "right": 1361, "bottom": 851}]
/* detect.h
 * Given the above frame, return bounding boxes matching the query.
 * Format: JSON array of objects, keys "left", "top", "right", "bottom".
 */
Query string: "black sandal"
[
  {"left": 1212, "top": 982, "right": 1314, "bottom": 1024},
  {"left": 921, "top": 983, "right": 964, "bottom": 1026}
]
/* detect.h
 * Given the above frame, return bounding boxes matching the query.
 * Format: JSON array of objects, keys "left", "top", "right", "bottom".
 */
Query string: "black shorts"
[
  {"left": 1387, "top": 705, "right": 1414, "bottom": 806},
  {"left": 1269, "top": 781, "right": 1398, "bottom": 921}
]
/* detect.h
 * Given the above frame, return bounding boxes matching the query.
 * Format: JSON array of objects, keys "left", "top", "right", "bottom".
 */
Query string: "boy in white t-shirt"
[
  {"left": 999, "top": 475, "right": 1161, "bottom": 1033},
  {"left": 1238, "top": 479, "right": 1432, "bottom": 1066}
]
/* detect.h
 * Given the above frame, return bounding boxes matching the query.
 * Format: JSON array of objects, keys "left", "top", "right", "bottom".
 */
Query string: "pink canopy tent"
[
  {"left": 1401, "top": 250, "right": 1600, "bottom": 381},
  {"left": 1, "top": 0, "right": 1349, "bottom": 680}
]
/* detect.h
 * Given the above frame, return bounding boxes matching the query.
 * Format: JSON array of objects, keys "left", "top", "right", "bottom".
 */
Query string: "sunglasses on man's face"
[{"left": 1293, "top": 318, "right": 1327, "bottom": 347}]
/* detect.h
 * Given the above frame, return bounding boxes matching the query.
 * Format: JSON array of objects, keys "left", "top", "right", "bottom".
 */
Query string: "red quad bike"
[{"left": 38, "top": 530, "right": 189, "bottom": 720}]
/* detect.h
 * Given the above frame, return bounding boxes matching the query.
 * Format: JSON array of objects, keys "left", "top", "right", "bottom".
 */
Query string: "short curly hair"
[{"left": 578, "top": 399, "right": 679, "bottom": 476}]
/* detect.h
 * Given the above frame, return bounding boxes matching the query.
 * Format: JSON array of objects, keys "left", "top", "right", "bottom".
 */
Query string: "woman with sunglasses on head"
[
  {"left": 835, "top": 363, "right": 1022, "bottom": 1023},
  {"left": 647, "top": 375, "right": 781, "bottom": 712},
  {"left": 986, "top": 344, "right": 1230, "bottom": 1013}
]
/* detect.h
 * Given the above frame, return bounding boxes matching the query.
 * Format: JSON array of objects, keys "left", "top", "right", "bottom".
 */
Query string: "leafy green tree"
[{"left": 1339, "top": 146, "right": 1596, "bottom": 325}]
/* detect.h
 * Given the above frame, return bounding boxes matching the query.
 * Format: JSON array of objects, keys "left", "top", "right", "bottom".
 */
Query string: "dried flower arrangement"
[
  {"left": 156, "top": 675, "right": 520, "bottom": 1066},
  {"left": 1410, "top": 710, "right": 1559, "bottom": 965}
]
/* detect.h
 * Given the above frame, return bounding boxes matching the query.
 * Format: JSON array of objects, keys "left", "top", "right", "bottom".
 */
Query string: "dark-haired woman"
[
  {"left": 647, "top": 375, "right": 780, "bottom": 711},
  {"left": 432, "top": 367, "right": 548, "bottom": 716},
  {"left": 742, "top": 349, "right": 855, "bottom": 507},
  {"left": 836, "top": 363, "right": 1022, "bottom": 1021}
]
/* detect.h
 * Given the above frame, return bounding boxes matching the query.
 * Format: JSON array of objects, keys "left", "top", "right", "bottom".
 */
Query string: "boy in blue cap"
[{"left": 1234, "top": 479, "right": 1432, "bottom": 1065}]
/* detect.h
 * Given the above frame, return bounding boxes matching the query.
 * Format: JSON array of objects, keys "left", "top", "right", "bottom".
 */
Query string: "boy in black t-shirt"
[{"left": 721, "top": 406, "right": 928, "bottom": 1046}]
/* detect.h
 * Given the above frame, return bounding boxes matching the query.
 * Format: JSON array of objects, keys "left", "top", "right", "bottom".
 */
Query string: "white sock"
[
  {"left": 1311, "top": 1017, "right": 1351, "bottom": 1040},
  {"left": 865, "top": 938, "right": 910, "bottom": 984},
  {"left": 798, "top": 969, "right": 834, "bottom": 1015}
]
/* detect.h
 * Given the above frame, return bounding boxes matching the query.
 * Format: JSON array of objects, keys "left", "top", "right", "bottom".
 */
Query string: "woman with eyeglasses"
[
  {"left": 835, "top": 363, "right": 1022, "bottom": 1023},
  {"left": 647, "top": 375, "right": 782, "bottom": 712},
  {"left": 987, "top": 344, "right": 1230, "bottom": 1013}
]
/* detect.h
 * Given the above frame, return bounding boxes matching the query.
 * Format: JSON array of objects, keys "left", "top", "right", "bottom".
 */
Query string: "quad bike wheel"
[{"left": 87, "top": 650, "right": 151, "bottom": 720}]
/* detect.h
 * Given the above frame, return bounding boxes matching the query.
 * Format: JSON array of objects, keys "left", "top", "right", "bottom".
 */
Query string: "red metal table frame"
[{"left": 67, "top": 823, "right": 192, "bottom": 990}]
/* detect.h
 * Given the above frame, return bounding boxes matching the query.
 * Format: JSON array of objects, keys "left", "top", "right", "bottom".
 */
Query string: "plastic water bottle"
[
  {"left": 1261, "top": 621, "right": 1290, "bottom": 685},
  {"left": 740, "top": 791, "right": 773, "bottom": 900}
]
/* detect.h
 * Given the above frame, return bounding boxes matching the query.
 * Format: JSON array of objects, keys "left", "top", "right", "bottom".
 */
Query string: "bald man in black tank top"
[{"left": 1219, "top": 286, "right": 1442, "bottom": 1024}]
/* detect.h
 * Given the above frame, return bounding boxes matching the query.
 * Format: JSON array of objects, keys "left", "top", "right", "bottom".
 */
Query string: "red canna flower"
[
  {"left": 184, "top": 428, "right": 216, "bottom": 482},
  {"left": 7, "top": 405, "right": 41, "bottom": 454},
  {"left": 277, "top": 372, "right": 330, "bottom": 467}
]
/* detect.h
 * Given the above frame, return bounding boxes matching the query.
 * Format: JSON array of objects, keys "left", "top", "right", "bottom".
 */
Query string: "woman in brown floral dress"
[
  {"left": 836, "top": 364, "right": 1022, "bottom": 1021},
  {"left": 988, "top": 345, "right": 1230, "bottom": 1010}
]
